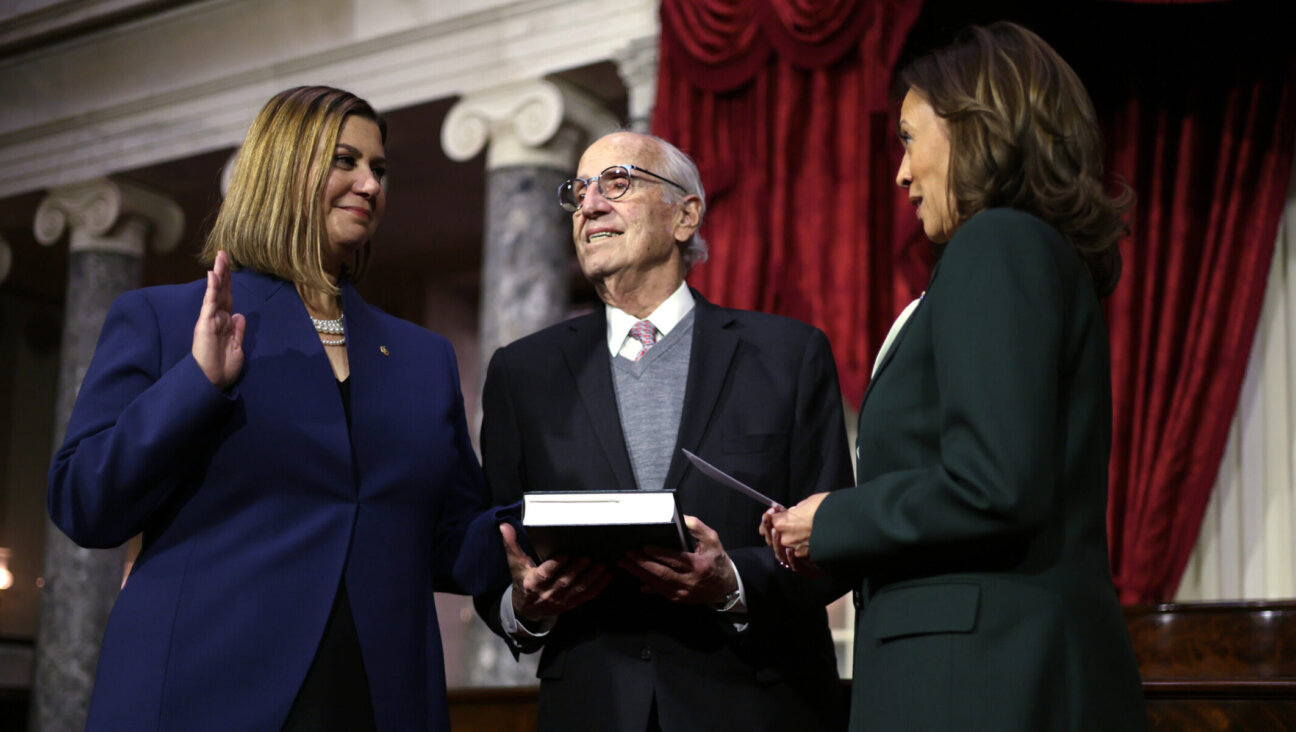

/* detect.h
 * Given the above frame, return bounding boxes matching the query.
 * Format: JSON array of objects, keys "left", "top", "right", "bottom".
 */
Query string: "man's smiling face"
[{"left": 571, "top": 133, "right": 687, "bottom": 286}]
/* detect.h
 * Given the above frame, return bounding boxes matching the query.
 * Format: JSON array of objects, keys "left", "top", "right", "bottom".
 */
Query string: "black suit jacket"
[
  {"left": 812, "top": 210, "right": 1147, "bottom": 731},
  {"left": 477, "top": 291, "right": 853, "bottom": 732}
]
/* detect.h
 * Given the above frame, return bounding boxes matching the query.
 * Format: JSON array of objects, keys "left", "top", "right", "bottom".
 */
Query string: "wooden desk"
[{"left": 1125, "top": 601, "right": 1296, "bottom": 730}]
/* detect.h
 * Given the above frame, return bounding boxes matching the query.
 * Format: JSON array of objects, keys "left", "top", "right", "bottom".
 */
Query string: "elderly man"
[{"left": 475, "top": 131, "right": 851, "bottom": 731}]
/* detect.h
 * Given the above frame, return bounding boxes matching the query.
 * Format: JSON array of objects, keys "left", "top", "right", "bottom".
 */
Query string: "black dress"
[{"left": 281, "top": 378, "right": 377, "bottom": 731}]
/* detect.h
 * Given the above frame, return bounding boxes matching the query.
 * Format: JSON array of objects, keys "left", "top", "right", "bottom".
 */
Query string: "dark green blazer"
[{"left": 811, "top": 209, "right": 1147, "bottom": 731}]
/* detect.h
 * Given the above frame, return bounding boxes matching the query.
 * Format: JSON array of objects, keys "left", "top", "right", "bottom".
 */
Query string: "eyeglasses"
[{"left": 557, "top": 164, "right": 688, "bottom": 212}]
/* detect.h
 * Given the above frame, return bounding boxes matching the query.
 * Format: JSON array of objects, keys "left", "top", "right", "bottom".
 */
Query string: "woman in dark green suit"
[{"left": 763, "top": 22, "right": 1147, "bottom": 731}]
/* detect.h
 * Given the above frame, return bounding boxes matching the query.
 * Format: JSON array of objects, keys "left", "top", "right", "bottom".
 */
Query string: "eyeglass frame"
[{"left": 557, "top": 164, "right": 689, "bottom": 213}]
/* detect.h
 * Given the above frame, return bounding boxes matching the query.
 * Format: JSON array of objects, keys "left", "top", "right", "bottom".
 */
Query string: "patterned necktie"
[{"left": 630, "top": 319, "right": 657, "bottom": 361}]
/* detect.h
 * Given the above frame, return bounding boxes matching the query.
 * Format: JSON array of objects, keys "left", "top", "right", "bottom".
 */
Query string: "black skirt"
[{"left": 281, "top": 582, "right": 377, "bottom": 731}]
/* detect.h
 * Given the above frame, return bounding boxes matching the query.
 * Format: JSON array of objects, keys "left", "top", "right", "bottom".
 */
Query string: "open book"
[{"left": 521, "top": 490, "right": 692, "bottom": 561}]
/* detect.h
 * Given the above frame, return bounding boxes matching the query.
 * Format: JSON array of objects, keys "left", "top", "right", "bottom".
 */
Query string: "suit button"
[{"left": 640, "top": 647, "right": 653, "bottom": 661}]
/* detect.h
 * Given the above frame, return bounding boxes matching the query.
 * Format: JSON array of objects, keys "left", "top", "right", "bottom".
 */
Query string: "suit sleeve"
[
  {"left": 470, "top": 346, "right": 543, "bottom": 652},
  {"left": 479, "top": 347, "right": 527, "bottom": 505},
  {"left": 810, "top": 210, "right": 1068, "bottom": 574},
  {"left": 729, "top": 326, "right": 855, "bottom": 621},
  {"left": 48, "top": 290, "right": 236, "bottom": 549},
  {"left": 433, "top": 340, "right": 515, "bottom": 598}
]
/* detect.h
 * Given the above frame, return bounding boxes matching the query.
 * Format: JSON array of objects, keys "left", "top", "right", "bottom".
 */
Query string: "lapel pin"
[{"left": 380, "top": 346, "right": 390, "bottom": 356}]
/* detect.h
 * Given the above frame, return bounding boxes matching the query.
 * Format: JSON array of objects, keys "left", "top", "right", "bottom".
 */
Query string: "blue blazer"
[{"left": 49, "top": 269, "right": 506, "bottom": 732}]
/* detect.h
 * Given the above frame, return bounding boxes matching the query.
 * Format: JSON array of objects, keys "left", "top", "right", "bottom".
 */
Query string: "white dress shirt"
[{"left": 606, "top": 280, "right": 696, "bottom": 358}]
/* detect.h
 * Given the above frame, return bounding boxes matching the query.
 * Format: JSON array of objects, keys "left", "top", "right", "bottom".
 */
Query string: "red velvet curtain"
[
  {"left": 1103, "top": 50, "right": 1296, "bottom": 603},
  {"left": 655, "top": 0, "right": 1296, "bottom": 602},
  {"left": 656, "top": 0, "right": 926, "bottom": 406}
]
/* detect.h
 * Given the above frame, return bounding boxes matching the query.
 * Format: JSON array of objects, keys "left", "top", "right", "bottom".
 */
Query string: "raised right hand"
[
  {"left": 192, "top": 250, "right": 246, "bottom": 390},
  {"left": 501, "top": 522, "right": 611, "bottom": 622}
]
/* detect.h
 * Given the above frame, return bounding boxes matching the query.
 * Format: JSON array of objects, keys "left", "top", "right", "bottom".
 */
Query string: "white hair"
[{"left": 642, "top": 133, "right": 709, "bottom": 269}]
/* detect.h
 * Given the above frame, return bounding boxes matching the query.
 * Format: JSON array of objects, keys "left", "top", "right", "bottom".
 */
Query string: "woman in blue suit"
[
  {"left": 763, "top": 23, "right": 1147, "bottom": 731},
  {"left": 49, "top": 86, "right": 503, "bottom": 731}
]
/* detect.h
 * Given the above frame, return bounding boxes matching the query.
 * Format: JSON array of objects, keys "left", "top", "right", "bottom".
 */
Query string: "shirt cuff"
[
  {"left": 500, "top": 585, "right": 556, "bottom": 638},
  {"left": 715, "top": 557, "right": 756, "bottom": 619}
]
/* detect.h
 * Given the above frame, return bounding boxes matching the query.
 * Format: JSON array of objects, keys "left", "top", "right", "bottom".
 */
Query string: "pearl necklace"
[
  {"left": 311, "top": 312, "right": 346, "bottom": 347},
  {"left": 311, "top": 313, "right": 345, "bottom": 335}
]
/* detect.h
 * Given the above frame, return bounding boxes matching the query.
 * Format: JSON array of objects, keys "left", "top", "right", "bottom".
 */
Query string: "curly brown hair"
[{"left": 898, "top": 22, "right": 1131, "bottom": 297}]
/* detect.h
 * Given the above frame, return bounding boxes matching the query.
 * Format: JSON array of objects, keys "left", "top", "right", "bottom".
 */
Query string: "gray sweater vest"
[{"left": 611, "top": 310, "right": 695, "bottom": 491}]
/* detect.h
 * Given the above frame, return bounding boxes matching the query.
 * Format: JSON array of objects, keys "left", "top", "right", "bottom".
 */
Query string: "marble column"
[
  {"left": 444, "top": 78, "right": 618, "bottom": 364},
  {"left": 29, "top": 178, "right": 182, "bottom": 732},
  {"left": 441, "top": 79, "right": 617, "bottom": 686},
  {"left": 614, "top": 37, "right": 660, "bottom": 133}
]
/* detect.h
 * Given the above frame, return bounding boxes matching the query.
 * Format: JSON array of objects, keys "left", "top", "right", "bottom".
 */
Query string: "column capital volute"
[
  {"left": 34, "top": 177, "right": 184, "bottom": 256},
  {"left": 441, "top": 78, "right": 619, "bottom": 171},
  {"left": 0, "top": 234, "right": 11, "bottom": 285}
]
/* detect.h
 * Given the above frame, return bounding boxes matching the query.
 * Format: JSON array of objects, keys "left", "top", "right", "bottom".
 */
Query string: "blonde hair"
[
  {"left": 201, "top": 86, "right": 386, "bottom": 294},
  {"left": 898, "top": 22, "right": 1131, "bottom": 297}
]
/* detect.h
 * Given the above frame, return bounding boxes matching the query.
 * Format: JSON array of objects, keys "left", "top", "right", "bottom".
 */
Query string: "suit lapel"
[
  {"left": 341, "top": 279, "right": 383, "bottom": 418},
  {"left": 859, "top": 304, "right": 916, "bottom": 407},
  {"left": 340, "top": 282, "right": 388, "bottom": 495},
  {"left": 233, "top": 270, "right": 354, "bottom": 495},
  {"left": 662, "top": 293, "right": 738, "bottom": 493},
  {"left": 857, "top": 259, "right": 943, "bottom": 412},
  {"left": 341, "top": 280, "right": 379, "bottom": 395},
  {"left": 560, "top": 311, "right": 638, "bottom": 492},
  {"left": 233, "top": 269, "right": 332, "bottom": 375}
]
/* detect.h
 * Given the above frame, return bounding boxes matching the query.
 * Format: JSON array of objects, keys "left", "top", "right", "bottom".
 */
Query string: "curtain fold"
[
  {"left": 1103, "top": 54, "right": 1296, "bottom": 603},
  {"left": 655, "top": 0, "right": 1296, "bottom": 602},
  {"left": 660, "top": 0, "right": 878, "bottom": 92},
  {"left": 656, "top": 0, "right": 925, "bottom": 406},
  {"left": 1177, "top": 168, "right": 1296, "bottom": 601}
]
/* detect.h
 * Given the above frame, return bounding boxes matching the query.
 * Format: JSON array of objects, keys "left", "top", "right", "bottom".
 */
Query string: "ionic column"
[
  {"left": 443, "top": 78, "right": 618, "bottom": 366},
  {"left": 30, "top": 177, "right": 182, "bottom": 732},
  {"left": 442, "top": 79, "right": 616, "bottom": 687},
  {"left": 614, "top": 37, "right": 659, "bottom": 133}
]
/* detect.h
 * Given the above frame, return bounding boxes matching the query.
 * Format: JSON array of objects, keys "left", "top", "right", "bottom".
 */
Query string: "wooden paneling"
[
  {"left": 9, "top": 603, "right": 1296, "bottom": 731},
  {"left": 448, "top": 686, "right": 538, "bottom": 732},
  {"left": 1126, "top": 601, "right": 1296, "bottom": 731}
]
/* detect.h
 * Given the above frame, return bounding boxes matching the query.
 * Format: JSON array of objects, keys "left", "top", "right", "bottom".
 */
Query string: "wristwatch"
[{"left": 712, "top": 585, "right": 741, "bottom": 613}]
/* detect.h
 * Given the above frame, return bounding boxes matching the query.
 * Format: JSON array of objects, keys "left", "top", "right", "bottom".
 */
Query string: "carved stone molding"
[
  {"left": 0, "top": 234, "right": 10, "bottom": 284},
  {"left": 613, "top": 36, "right": 659, "bottom": 133},
  {"left": 0, "top": 0, "right": 659, "bottom": 199},
  {"left": 441, "top": 78, "right": 619, "bottom": 170},
  {"left": 0, "top": 0, "right": 168, "bottom": 56},
  {"left": 34, "top": 177, "right": 184, "bottom": 256}
]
